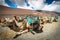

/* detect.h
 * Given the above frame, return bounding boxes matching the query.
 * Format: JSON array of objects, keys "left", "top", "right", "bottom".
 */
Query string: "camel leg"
[
  {"left": 13, "top": 29, "right": 28, "bottom": 39},
  {"left": 17, "top": 29, "right": 28, "bottom": 34}
]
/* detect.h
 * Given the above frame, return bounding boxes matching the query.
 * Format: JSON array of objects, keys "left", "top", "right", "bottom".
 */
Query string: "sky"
[{"left": 0, "top": 0, "right": 60, "bottom": 12}]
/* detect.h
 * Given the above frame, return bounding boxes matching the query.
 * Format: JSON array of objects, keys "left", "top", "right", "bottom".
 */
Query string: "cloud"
[
  {"left": 28, "top": 0, "right": 45, "bottom": 10},
  {"left": 15, "top": 0, "right": 25, "bottom": 6},
  {"left": 42, "top": 1, "right": 60, "bottom": 12},
  {"left": 0, "top": 0, "right": 60, "bottom": 12},
  {"left": 0, "top": 0, "right": 4, "bottom": 5}
]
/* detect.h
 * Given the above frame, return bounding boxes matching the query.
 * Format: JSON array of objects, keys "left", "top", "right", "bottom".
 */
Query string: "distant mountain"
[{"left": 0, "top": 6, "right": 60, "bottom": 18}]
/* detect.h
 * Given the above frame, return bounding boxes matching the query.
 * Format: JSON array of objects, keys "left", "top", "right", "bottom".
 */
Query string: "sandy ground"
[{"left": 0, "top": 16, "right": 60, "bottom": 40}]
